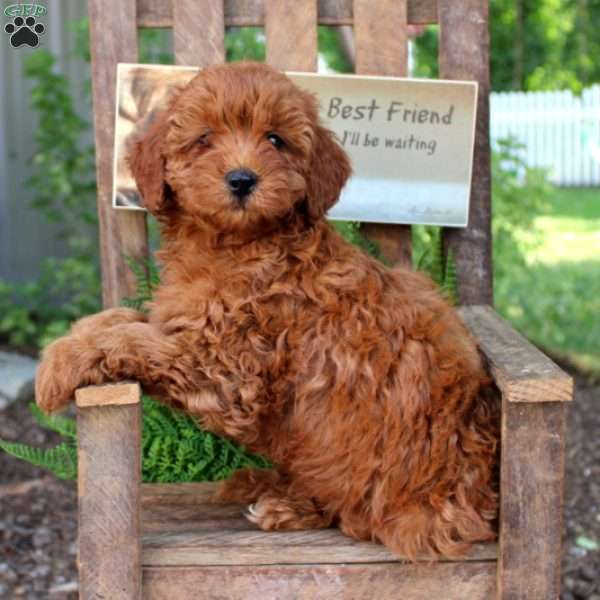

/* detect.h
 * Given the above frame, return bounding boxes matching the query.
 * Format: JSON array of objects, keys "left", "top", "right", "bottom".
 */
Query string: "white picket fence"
[{"left": 491, "top": 85, "right": 600, "bottom": 186}]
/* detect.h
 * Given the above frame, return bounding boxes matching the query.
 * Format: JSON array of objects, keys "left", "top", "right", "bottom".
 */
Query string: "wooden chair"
[{"left": 78, "top": 1, "right": 573, "bottom": 598}]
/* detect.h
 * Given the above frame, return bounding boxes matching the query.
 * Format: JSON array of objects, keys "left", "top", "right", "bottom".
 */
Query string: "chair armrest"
[
  {"left": 457, "top": 305, "right": 573, "bottom": 403},
  {"left": 75, "top": 381, "right": 141, "bottom": 408},
  {"left": 75, "top": 382, "right": 142, "bottom": 600},
  {"left": 458, "top": 306, "right": 571, "bottom": 596}
]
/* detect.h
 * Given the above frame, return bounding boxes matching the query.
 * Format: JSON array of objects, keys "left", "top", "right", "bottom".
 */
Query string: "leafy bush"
[
  {"left": 491, "top": 137, "right": 552, "bottom": 283},
  {"left": 0, "top": 49, "right": 100, "bottom": 350}
]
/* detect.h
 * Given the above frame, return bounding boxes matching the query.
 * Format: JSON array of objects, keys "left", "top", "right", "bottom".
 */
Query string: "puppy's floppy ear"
[
  {"left": 127, "top": 109, "right": 173, "bottom": 214},
  {"left": 305, "top": 125, "right": 352, "bottom": 221}
]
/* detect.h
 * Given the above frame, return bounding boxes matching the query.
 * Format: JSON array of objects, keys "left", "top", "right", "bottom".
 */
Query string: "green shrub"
[
  {"left": 0, "top": 48, "right": 101, "bottom": 350},
  {"left": 491, "top": 137, "right": 552, "bottom": 282}
]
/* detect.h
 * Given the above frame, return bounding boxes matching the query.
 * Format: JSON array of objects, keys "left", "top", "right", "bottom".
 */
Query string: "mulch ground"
[{"left": 0, "top": 369, "right": 598, "bottom": 599}]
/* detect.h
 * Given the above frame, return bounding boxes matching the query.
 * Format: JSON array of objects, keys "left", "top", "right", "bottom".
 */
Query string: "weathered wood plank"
[
  {"left": 141, "top": 482, "right": 497, "bottom": 566},
  {"left": 353, "top": 0, "right": 412, "bottom": 267},
  {"left": 143, "top": 530, "right": 497, "bottom": 567},
  {"left": 438, "top": 0, "right": 493, "bottom": 304},
  {"left": 173, "top": 0, "right": 225, "bottom": 66},
  {"left": 76, "top": 382, "right": 141, "bottom": 408},
  {"left": 458, "top": 305, "right": 573, "bottom": 403},
  {"left": 137, "top": 0, "right": 172, "bottom": 28},
  {"left": 265, "top": 0, "right": 318, "bottom": 72},
  {"left": 143, "top": 562, "right": 496, "bottom": 599},
  {"left": 459, "top": 306, "right": 569, "bottom": 597},
  {"left": 136, "top": 0, "right": 439, "bottom": 28},
  {"left": 88, "top": 0, "right": 149, "bottom": 308},
  {"left": 497, "top": 398, "right": 567, "bottom": 599},
  {"left": 78, "top": 392, "right": 142, "bottom": 599},
  {"left": 354, "top": 0, "right": 408, "bottom": 74}
]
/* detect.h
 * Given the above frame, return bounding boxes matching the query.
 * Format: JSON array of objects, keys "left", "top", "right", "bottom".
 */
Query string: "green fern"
[
  {"left": 442, "top": 249, "right": 458, "bottom": 304},
  {"left": 0, "top": 439, "right": 77, "bottom": 480},
  {"left": 122, "top": 257, "right": 161, "bottom": 312},
  {"left": 140, "top": 396, "right": 270, "bottom": 483},
  {"left": 334, "top": 221, "right": 381, "bottom": 260},
  {"left": 0, "top": 403, "right": 78, "bottom": 480},
  {"left": 413, "top": 227, "right": 459, "bottom": 304},
  {"left": 30, "top": 402, "right": 77, "bottom": 439}
]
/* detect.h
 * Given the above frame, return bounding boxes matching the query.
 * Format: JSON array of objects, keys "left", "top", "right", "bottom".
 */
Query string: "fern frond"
[
  {"left": 442, "top": 249, "right": 458, "bottom": 304},
  {"left": 415, "top": 247, "right": 431, "bottom": 272},
  {"left": 333, "top": 221, "right": 381, "bottom": 261},
  {"left": 139, "top": 395, "right": 271, "bottom": 483},
  {"left": 123, "top": 257, "right": 160, "bottom": 311},
  {"left": 0, "top": 439, "right": 77, "bottom": 480},
  {"left": 29, "top": 403, "right": 76, "bottom": 439},
  {"left": 429, "top": 232, "right": 444, "bottom": 286}
]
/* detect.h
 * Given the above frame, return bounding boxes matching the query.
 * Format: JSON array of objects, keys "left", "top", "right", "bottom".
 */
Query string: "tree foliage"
[{"left": 414, "top": 0, "right": 600, "bottom": 92}]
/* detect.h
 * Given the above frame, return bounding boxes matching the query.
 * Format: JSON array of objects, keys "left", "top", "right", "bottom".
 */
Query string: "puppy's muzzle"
[{"left": 226, "top": 169, "right": 258, "bottom": 205}]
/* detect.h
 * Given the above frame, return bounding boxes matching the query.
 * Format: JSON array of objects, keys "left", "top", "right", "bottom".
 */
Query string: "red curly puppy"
[{"left": 36, "top": 62, "right": 498, "bottom": 559}]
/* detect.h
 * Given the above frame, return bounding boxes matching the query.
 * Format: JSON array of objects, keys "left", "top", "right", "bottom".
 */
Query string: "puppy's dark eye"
[
  {"left": 266, "top": 132, "right": 285, "bottom": 149},
  {"left": 196, "top": 131, "right": 211, "bottom": 147}
]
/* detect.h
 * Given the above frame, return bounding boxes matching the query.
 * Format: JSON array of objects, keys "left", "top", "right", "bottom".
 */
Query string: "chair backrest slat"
[
  {"left": 353, "top": 0, "right": 412, "bottom": 267},
  {"left": 438, "top": 0, "right": 493, "bottom": 304},
  {"left": 265, "top": 0, "right": 318, "bottom": 72},
  {"left": 89, "top": 0, "right": 149, "bottom": 309},
  {"left": 173, "top": 0, "right": 225, "bottom": 66},
  {"left": 135, "top": 0, "right": 439, "bottom": 28},
  {"left": 354, "top": 0, "right": 408, "bottom": 75}
]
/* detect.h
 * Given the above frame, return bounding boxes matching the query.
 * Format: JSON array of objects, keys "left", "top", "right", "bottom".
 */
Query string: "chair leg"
[
  {"left": 76, "top": 383, "right": 142, "bottom": 600},
  {"left": 497, "top": 397, "right": 567, "bottom": 600}
]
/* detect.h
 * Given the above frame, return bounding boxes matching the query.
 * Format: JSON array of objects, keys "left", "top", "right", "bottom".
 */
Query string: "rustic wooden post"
[
  {"left": 458, "top": 306, "right": 573, "bottom": 600},
  {"left": 353, "top": 0, "right": 412, "bottom": 268},
  {"left": 438, "top": 0, "right": 493, "bottom": 305},
  {"left": 265, "top": 0, "right": 318, "bottom": 72},
  {"left": 76, "top": 383, "right": 142, "bottom": 600},
  {"left": 173, "top": 0, "right": 225, "bottom": 66},
  {"left": 88, "top": 0, "right": 149, "bottom": 308},
  {"left": 497, "top": 401, "right": 567, "bottom": 600}
]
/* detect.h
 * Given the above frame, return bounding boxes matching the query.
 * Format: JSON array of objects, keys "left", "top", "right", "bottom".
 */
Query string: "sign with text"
[
  {"left": 113, "top": 64, "right": 477, "bottom": 227},
  {"left": 287, "top": 73, "right": 478, "bottom": 227}
]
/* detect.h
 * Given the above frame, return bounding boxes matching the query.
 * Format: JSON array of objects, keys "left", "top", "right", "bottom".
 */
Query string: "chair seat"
[{"left": 140, "top": 482, "right": 498, "bottom": 600}]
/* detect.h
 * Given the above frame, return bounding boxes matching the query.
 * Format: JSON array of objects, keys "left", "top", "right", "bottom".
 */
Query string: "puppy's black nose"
[{"left": 225, "top": 169, "right": 258, "bottom": 201}]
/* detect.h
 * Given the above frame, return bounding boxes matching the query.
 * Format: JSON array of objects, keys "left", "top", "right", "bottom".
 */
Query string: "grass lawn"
[{"left": 496, "top": 187, "right": 600, "bottom": 374}]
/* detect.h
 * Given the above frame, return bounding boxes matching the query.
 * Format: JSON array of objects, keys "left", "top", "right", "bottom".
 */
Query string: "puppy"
[{"left": 36, "top": 62, "right": 498, "bottom": 559}]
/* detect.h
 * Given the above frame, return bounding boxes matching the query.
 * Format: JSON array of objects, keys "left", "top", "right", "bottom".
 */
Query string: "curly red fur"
[{"left": 36, "top": 62, "right": 498, "bottom": 559}]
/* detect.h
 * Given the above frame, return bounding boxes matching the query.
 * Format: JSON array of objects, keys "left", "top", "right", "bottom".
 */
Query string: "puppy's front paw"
[{"left": 35, "top": 335, "right": 103, "bottom": 413}]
